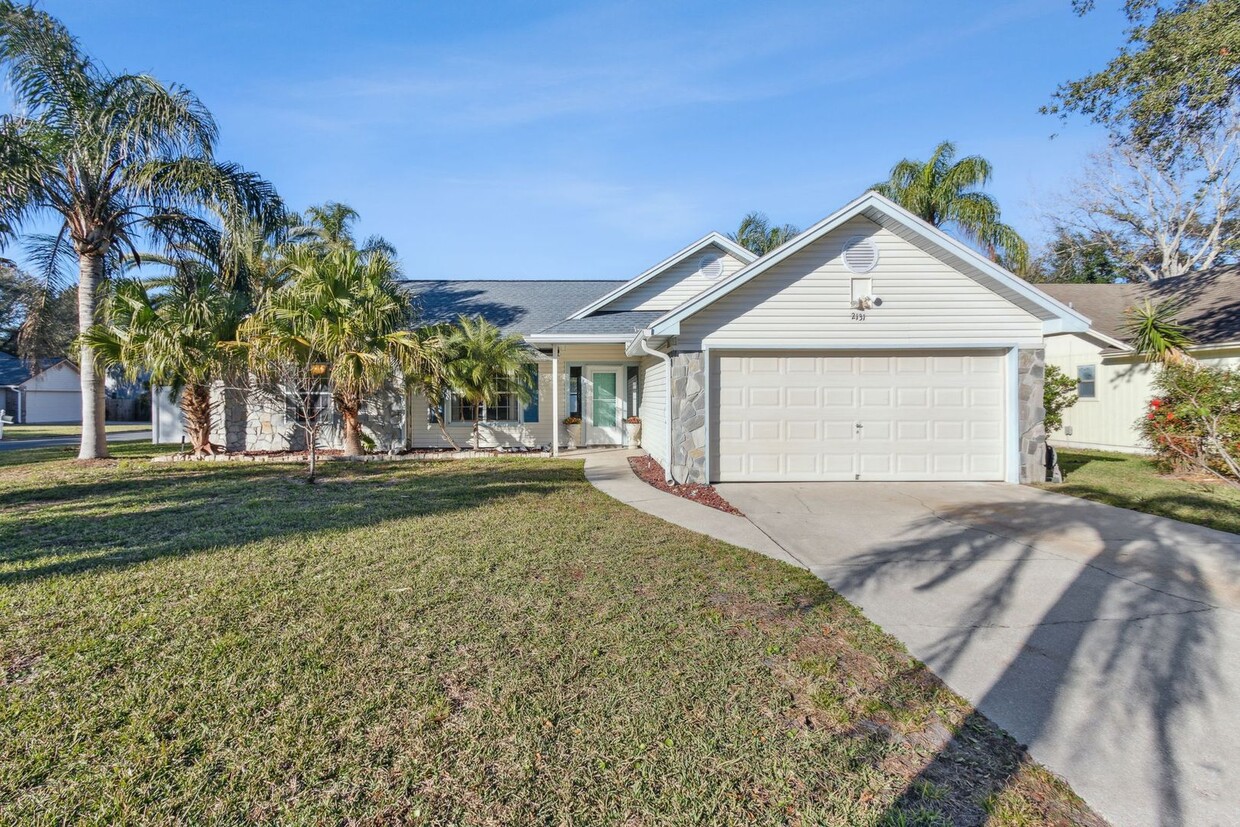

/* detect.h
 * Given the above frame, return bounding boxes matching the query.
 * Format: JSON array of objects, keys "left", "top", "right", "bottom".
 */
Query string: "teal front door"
[{"left": 586, "top": 367, "right": 623, "bottom": 445}]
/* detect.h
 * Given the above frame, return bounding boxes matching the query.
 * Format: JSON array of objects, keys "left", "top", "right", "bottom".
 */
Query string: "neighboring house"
[
  {"left": 0, "top": 353, "right": 81, "bottom": 424},
  {"left": 1041, "top": 267, "right": 1240, "bottom": 453},
  {"left": 156, "top": 192, "right": 1090, "bottom": 483}
]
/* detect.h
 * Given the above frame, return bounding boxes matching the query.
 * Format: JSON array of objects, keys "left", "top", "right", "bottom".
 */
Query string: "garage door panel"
[
  {"left": 714, "top": 350, "right": 1007, "bottom": 482},
  {"left": 786, "top": 387, "right": 818, "bottom": 407}
]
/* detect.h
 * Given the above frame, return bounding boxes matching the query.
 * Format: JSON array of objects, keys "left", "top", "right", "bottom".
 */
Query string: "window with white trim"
[
  {"left": 450, "top": 380, "right": 519, "bottom": 423},
  {"left": 1077, "top": 364, "right": 1097, "bottom": 398}
]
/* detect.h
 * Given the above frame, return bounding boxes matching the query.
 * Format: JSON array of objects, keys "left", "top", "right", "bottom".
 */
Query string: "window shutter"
[{"left": 522, "top": 364, "right": 540, "bottom": 423}]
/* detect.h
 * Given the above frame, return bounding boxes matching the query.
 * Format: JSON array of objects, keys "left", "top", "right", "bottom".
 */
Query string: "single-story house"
[
  {"left": 0, "top": 353, "right": 81, "bottom": 424},
  {"left": 155, "top": 192, "right": 1092, "bottom": 483},
  {"left": 1040, "top": 268, "right": 1240, "bottom": 453}
]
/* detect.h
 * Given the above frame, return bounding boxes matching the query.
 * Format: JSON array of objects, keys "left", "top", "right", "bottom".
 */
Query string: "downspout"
[{"left": 636, "top": 331, "right": 676, "bottom": 485}]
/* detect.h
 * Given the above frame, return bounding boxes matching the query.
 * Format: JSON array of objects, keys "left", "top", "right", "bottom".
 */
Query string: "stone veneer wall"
[
  {"left": 1018, "top": 347, "right": 1047, "bottom": 484},
  {"left": 668, "top": 351, "right": 708, "bottom": 484},
  {"left": 207, "top": 381, "right": 407, "bottom": 453}
]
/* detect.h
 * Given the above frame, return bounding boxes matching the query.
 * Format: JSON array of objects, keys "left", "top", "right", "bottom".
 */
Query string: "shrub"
[
  {"left": 1043, "top": 364, "right": 1079, "bottom": 434},
  {"left": 1139, "top": 363, "right": 1240, "bottom": 485}
]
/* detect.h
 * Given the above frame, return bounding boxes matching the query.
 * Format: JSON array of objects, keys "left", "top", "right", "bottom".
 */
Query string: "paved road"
[
  {"left": 716, "top": 480, "right": 1240, "bottom": 827},
  {"left": 0, "top": 429, "right": 151, "bottom": 452}
]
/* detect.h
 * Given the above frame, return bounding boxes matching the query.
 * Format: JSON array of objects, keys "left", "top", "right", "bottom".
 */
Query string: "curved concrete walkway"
[
  {"left": 579, "top": 450, "right": 1240, "bottom": 827},
  {"left": 577, "top": 449, "right": 802, "bottom": 568}
]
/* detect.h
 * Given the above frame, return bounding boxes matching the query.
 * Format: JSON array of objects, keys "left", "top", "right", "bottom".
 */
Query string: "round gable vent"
[
  {"left": 699, "top": 253, "right": 724, "bottom": 280},
  {"left": 842, "top": 236, "right": 878, "bottom": 274}
]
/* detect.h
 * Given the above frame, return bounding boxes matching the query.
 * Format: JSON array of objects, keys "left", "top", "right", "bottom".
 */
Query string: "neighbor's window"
[{"left": 1077, "top": 364, "right": 1097, "bottom": 398}]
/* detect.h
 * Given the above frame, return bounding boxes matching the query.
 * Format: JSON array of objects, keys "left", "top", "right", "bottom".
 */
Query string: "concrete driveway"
[{"left": 717, "top": 480, "right": 1240, "bottom": 827}]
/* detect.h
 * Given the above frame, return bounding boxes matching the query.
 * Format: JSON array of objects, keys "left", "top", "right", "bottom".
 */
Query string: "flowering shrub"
[{"left": 1139, "top": 364, "right": 1240, "bottom": 485}]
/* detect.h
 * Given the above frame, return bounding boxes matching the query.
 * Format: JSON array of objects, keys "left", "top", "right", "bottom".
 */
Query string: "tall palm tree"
[
  {"left": 728, "top": 211, "right": 800, "bottom": 256},
  {"left": 444, "top": 316, "right": 533, "bottom": 451},
  {"left": 242, "top": 245, "right": 426, "bottom": 458},
  {"left": 0, "top": 2, "right": 281, "bottom": 458},
  {"left": 871, "top": 141, "right": 1029, "bottom": 273},
  {"left": 289, "top": 201, "right": 396, "bottom": 260},
  {"left": 84, "top": 273, "right": 245, "bottom": 455}
]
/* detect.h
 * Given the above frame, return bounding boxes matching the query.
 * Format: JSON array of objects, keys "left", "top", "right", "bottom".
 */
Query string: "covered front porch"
[{"left": 405, "top": 342, "right": 653, "bottom": 454}]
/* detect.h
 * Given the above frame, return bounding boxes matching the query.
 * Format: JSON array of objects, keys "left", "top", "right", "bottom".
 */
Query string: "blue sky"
[{"left": 17, "top": 1, "right": 1124, "bottom": 280}]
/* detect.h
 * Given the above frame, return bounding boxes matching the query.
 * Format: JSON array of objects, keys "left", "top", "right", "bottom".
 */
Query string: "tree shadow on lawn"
[
  {"left": 828, "top": 499, "right": 1228, "bottom": 826},
  {"left": 1049, "top": 483, "right": 1240, "bottom": 536},
  {"left": 0, "top": 457, "right": 571, "bottom": 587}
]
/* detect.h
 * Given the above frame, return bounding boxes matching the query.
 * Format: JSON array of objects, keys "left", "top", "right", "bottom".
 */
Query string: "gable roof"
[
  {"left": 0, "top": 353, "right": 73, "bottom": 387},
  {"left": 401, "top": 279, "right": 624, "bottom": 337},
  {"left": 646, "top": 192, "right": 1091, "bottom": 338},
  {"left": 1039, "top": 265, "right": 1240, "bottom": 349},
  {"left": 566, "top": 232, "right": 757, "bottom": 320}
]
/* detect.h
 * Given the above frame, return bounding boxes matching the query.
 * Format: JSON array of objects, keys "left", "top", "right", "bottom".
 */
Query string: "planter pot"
[
  {"left": 565, "top": 423, "right": 582, "bottom": 449},
  {"left": 624, "top": 422, "right": 641, "bottom": 448}
]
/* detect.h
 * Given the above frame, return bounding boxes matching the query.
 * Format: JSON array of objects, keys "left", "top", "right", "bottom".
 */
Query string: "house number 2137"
[{"left": 850, "top": 311, "right": 866, "bottom": 321}]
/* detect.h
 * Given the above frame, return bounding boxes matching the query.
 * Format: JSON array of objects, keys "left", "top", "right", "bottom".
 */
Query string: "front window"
[
  {"left": 1077, "top": 364, "right": 1097, "bottom": 398},
  {"left": 450, "top": 381, "right": 519, "bottom": 423}
]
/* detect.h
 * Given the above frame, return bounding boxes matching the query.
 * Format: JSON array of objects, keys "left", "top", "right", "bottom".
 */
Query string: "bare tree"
[{"left": 1057, "top": 109, "right": 1240, "bottom": 281}]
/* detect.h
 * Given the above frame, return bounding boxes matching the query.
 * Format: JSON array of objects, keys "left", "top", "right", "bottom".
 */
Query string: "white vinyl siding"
[
  {"left": 713, "top": 350, "right": 1008, "bottom": 482},
  {"left": 601, "top": 244, "right": 749, "bottom": 312},
  {"left": 677, "top": 217, "right": 1044, "bottom": 350},
  {"left": 1045, "top": 333, "right": 1240, "bottom": 453},
  {"left": 638, "top": 357, "right": 668, "bottom": 468}
]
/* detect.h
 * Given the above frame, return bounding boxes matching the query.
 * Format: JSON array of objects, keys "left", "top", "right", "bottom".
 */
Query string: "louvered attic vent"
[
  {"left": 699, "top": 253, "right": 724, "bottom": 280},
  {"left": 842, "top": 236, "right": 878, "bottom": 274}
]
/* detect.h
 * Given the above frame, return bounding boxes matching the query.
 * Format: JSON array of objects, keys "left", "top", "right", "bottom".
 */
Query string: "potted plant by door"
[
  {"left": 563, "top": 415, "right": 582, "bottom": 449},
  {"left": 624, "top": 415, "right": 642, "bottom": 448}
]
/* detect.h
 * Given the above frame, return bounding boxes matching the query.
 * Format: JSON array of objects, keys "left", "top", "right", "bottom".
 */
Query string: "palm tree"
[
  {"left": 444, "top": 316, "right": 533, "bottom": 451},
  {"left": 84, "top": 273, "right": 244, "bottom": 455},
  {"left": 1122, "top": 297, "right": 1196, "bottom": 365},
  {"left": 728, "top": 212, "right": 800, "bottom": 256},
  {"left": 403, "top": 322, "right": 462, "bottom": 450},
  {"left": 0, "top": 2, "right": 281, "bottom": 458},
  {"left": 242, "top": 245, "right": 426, "bottom": 459},
  {"left": 871, "top": 140, "right": 1029, "bottom": 273},
  {"left": 289, "top": 201, "right": 396, "bottom": 259}
]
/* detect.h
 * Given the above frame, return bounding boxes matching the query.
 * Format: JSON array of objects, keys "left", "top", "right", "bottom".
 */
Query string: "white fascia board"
[
  {"left": 650, "top": 191, "right": 1091, "bottom": 336},
  {"left": 566, "top": 232, "right": 757, "bottom": 321},
  {"left": 523, "top": 334, "right": 635, "bottom": 344}
]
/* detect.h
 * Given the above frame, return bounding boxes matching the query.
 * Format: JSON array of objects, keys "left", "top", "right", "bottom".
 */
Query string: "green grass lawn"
[
  {"left": 0, "top": 447, "right": 1102, "bottom": 825},
  {"left": 1043, "top": 448, "right": 1240, "bottom": 535},
  {"left": 0, "top": 423, "right": 148, "bottom": 441}
]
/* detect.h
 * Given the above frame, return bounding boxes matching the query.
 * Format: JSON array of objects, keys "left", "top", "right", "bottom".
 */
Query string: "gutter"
[{"left": 635, "top": 330, "right": 676, "bottom": 485}]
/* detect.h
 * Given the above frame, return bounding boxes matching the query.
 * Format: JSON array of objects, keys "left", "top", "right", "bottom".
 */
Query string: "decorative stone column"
[
  {"left": 1017, "top": 348, "right": 1046, "bottom": 484},
  {"left": 669, "top": 351, "right": 708, "bottom": 484}
]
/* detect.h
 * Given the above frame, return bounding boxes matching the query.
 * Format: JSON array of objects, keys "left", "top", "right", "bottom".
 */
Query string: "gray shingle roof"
[
  {"left": 0, "top": 353, "right": 29, "bottom": 386},
  {"left": 400, "top": 280, "right": 625, "bottom": 336},
  {"left": 535, "top": 310, "right": 664, "bottom": 336},
  {"left": 1039, "top": 266, "right": 1240, "bottom": 347}
]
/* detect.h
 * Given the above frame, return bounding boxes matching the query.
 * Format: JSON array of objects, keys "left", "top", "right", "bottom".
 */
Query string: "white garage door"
[
  {"left": 24, "top": 390, "right": 81, "bottom": 424},
  {"left": 713, "top": 351, "right": 1008, "bottom": 482}
]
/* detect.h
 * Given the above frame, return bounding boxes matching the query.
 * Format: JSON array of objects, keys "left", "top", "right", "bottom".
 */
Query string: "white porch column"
[{"left": 551, "top": 345, "right": 560, "bottom": 456}]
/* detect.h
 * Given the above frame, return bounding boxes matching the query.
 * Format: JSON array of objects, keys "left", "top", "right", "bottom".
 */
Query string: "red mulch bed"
[{"left": 628, "top": 455, "right": 743, "bottom": 515}]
